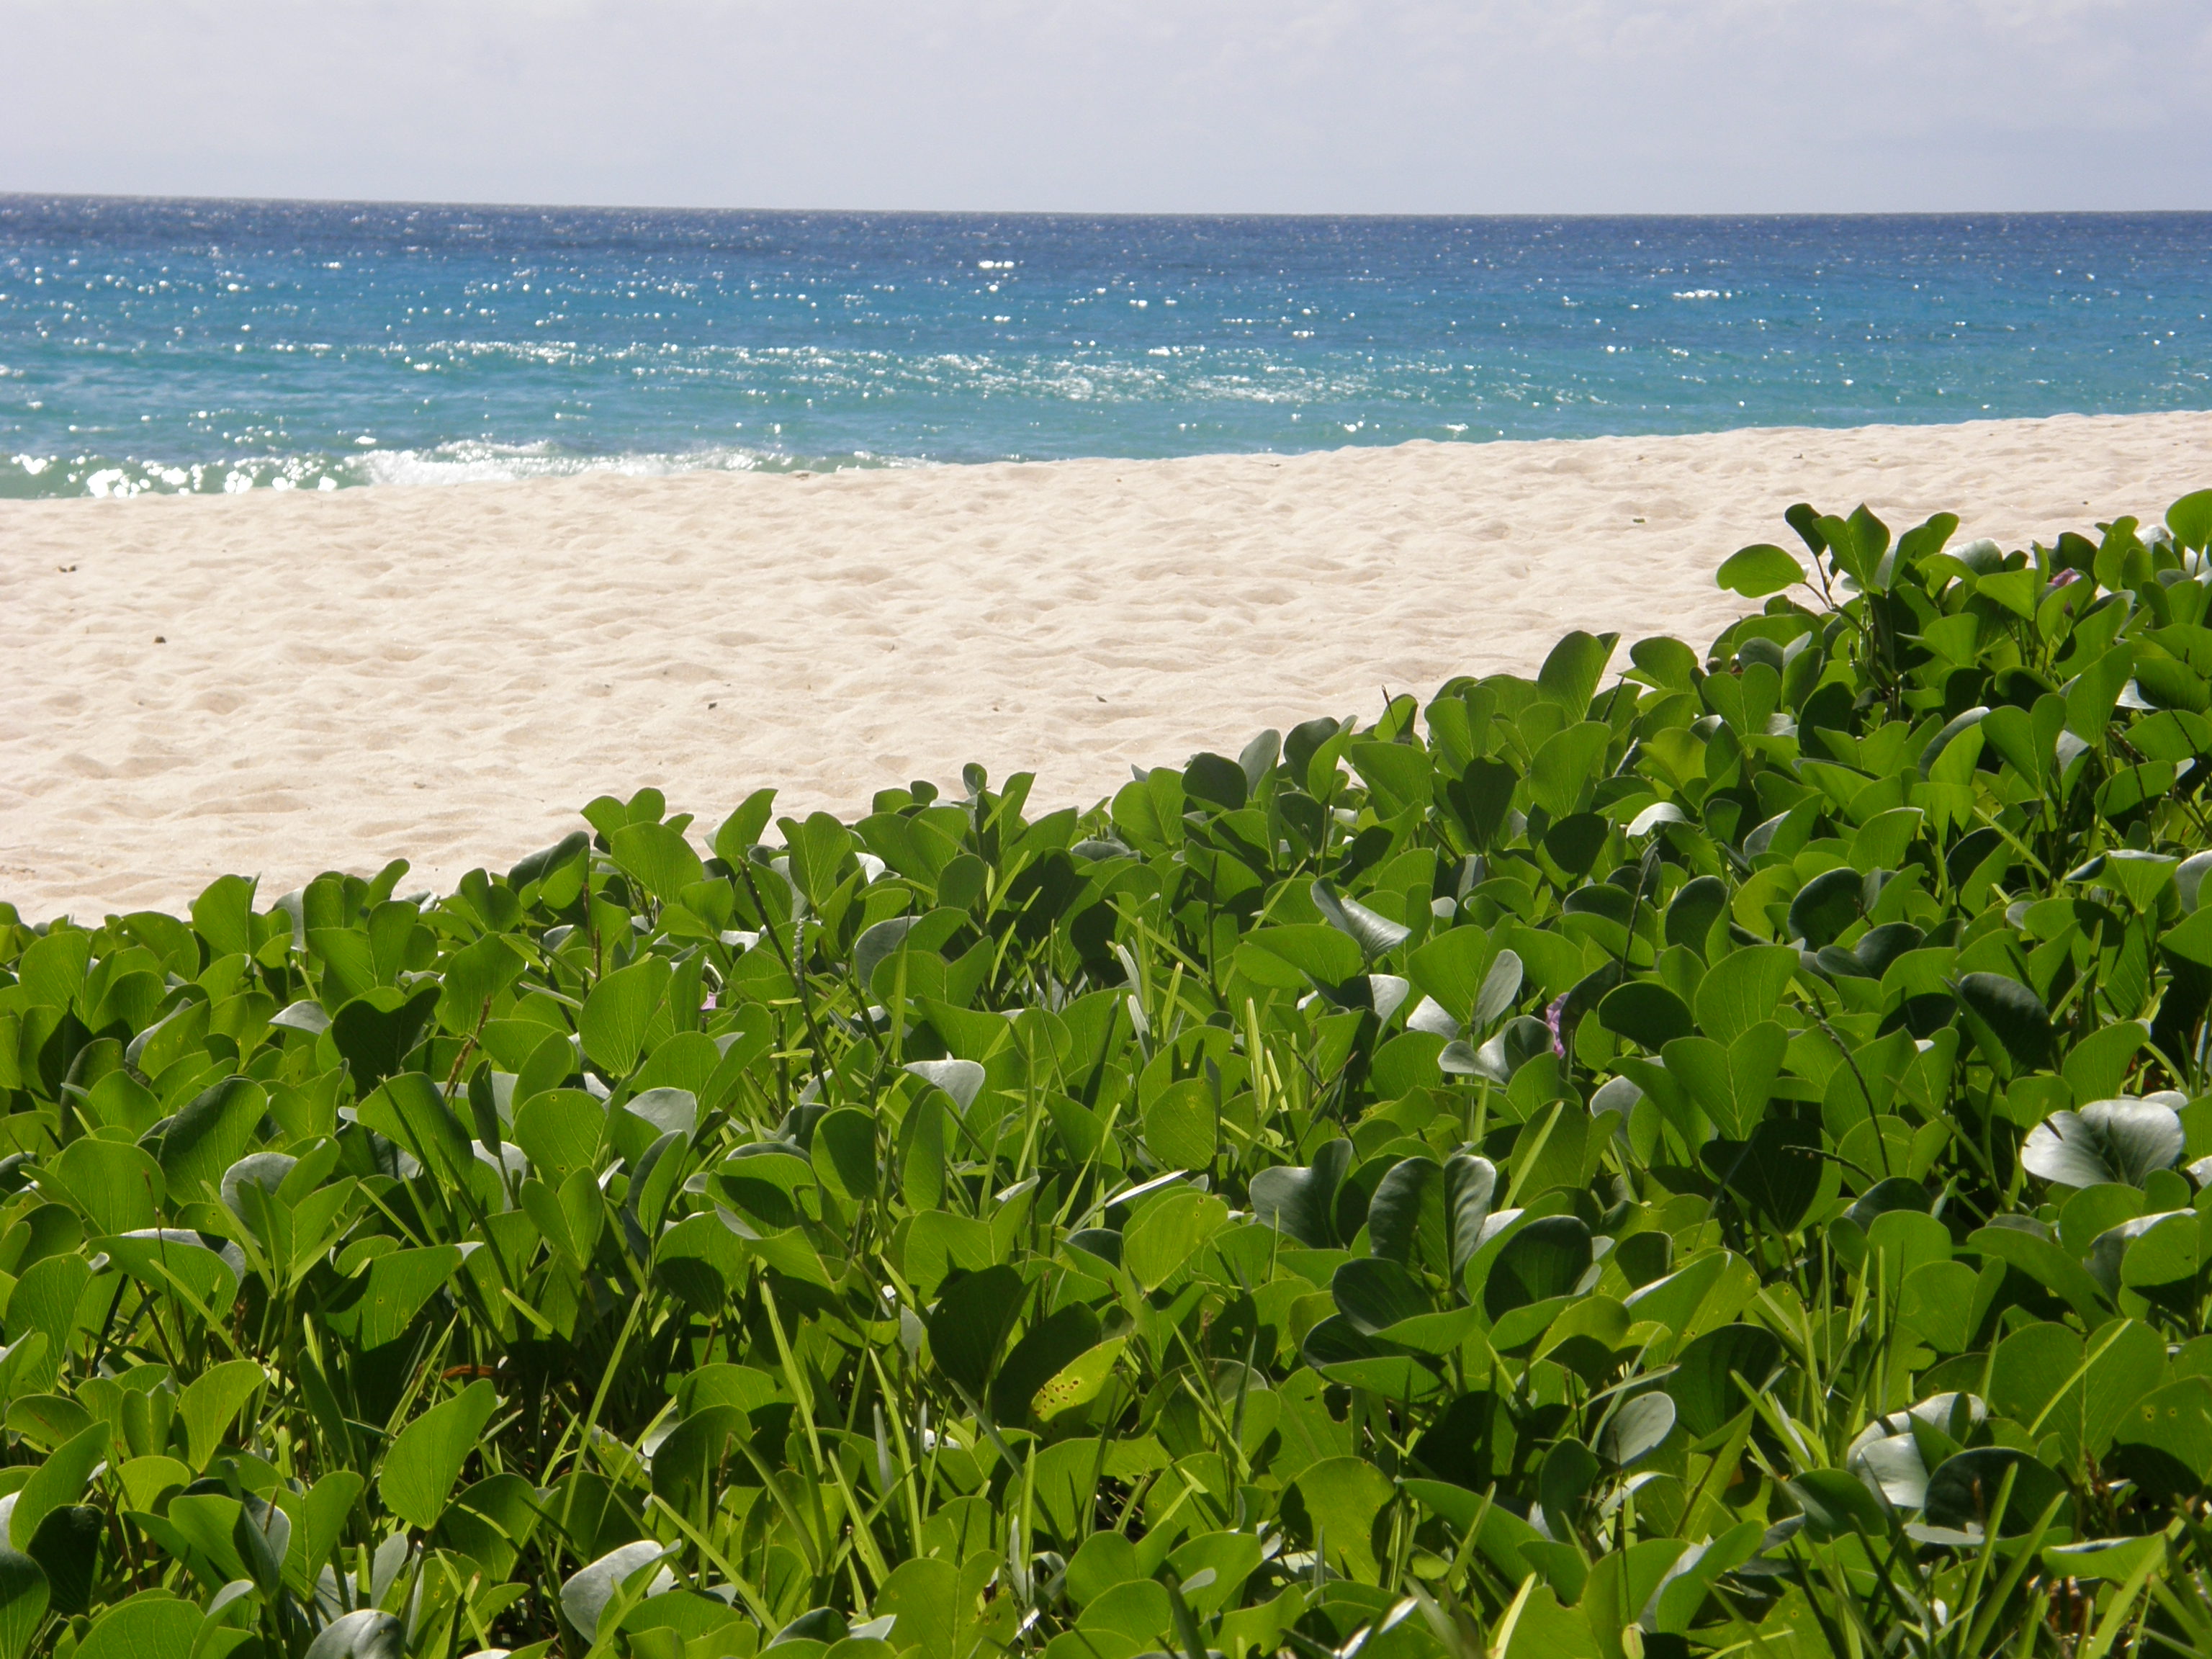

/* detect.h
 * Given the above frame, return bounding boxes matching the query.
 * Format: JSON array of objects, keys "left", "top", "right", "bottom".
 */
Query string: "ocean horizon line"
[{"left": 9, "top": 191, "right": 2212, "bottom": 222}]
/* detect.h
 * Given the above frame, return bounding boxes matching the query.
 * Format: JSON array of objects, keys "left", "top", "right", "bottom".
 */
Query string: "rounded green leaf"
[
  {"left": 1956, "top": 972, "right": 2053, "bottom": 1074},
  {"left": 377, "top": 1379, "right": 500, "bottom": 1530},
  {"left": 1923, "top": 1447, "right": 2070, "bottom": 1535},
  {"left": 1483, "top": 1216, "right": 1591, "bottom": 1321},
  {"left": 1248, "top": 1140, "right": 1353, "bottom": 1249},
  {"left": 1599, "top": 1393, "right": 1676, "bottom": 1467},
  {"left": 1716, "top": 544, "right": 1805, "bottom": 597},
  {"left": 560, "top": 1543, "right": 671, "bottom": 1645},
  {"left": 1786, "top": 1469, "right": 1889, "bottom": 1540},
  {"left": 1310, "top": 881, "right": 1411, "bottom": 961},
  {"left": 1291, "top": 1455, "right": 1393, "bottom": 1581},
  {"left": 78, "top": 1594, "right": 201, "bottom": 1659},
  {"left": 1122, "top": 1185, "right": 1228, "bottom": 1292},
  {"left": 1694, "top": 945, "right": 1799, "bottom": 1048},
  {"left": 580, "top": 956, "right": 673, "bottom": 1077},
  {"left": 2111, "top": 1377, "right": 2212, "bottom": 1501},
  {"left": 1787, "top": 867, "right": 1863, "bottom": 950},
  {"left": 927, "top": 1264, "right": 1025, "bottom": 1396},
  {"left": 1537, "top": 630, "right": 1619, "bottom": 718},
  {"left": 1597, "top": 981, "right": 1693, "bottom": 1051},
  {"left": 1365, "top": 1155, "right": 1443, "bottom": 1269},
  {"left": 1666, "top": 1323, "right": 1782, "bottom": 1438},
  {"left": 1330, "top": 1257, "right": 1431, "bottom": 1336},
  {"left": 2169, "top": 488, "right": 2212, "bottom": 553},
  {"left": 2023, "top": 1098, "right": 2184, "bottom": 1189},
  {"left": 1665, "top": 876, "right": 1729, "bottom": 953}
]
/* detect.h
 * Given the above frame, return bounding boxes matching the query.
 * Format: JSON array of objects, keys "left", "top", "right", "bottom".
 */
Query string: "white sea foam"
[
  {"left": 1, "top": 441, "right": 923, "bottom": 498},
  {"left": 354, "top": 440, "right": 924, "bottom": 488}
]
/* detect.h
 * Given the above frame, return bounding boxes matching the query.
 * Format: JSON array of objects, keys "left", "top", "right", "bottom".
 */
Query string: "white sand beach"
[{"left": 4, "top": 409, "right": 2209, "bottom": 920}]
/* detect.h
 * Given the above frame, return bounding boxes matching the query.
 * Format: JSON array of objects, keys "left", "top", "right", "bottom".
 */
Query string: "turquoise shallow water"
[{"left": 1, "top": 199, "right": 2208, "bottom": 498}]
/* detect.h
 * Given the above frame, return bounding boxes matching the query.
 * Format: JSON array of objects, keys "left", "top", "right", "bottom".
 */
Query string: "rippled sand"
[{"left": 5, "top": 410, "right": 2208, "bottom": 918}]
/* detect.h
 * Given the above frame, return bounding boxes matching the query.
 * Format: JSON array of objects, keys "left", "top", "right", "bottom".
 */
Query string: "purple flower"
[
  {"left": 1545, "top": 994, "right": 1568, "bottom": 1058},
  {"left": 2049, "top": 567, "right": 2082, "bottom": 589}
]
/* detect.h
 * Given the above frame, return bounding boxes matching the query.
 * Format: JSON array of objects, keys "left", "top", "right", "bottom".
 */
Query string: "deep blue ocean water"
[{"left": 1, "top": 198, "right": 2208, "bottom": 498}]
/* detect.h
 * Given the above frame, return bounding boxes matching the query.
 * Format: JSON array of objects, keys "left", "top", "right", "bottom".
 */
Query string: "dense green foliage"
[{"left": 8, "top": 494, "right": 2212, "bottom": 1659}]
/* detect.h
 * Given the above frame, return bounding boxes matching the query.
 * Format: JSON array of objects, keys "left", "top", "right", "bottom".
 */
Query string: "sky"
[{"left": 0, "top": 0, "right": 2206, "bottom": 214}]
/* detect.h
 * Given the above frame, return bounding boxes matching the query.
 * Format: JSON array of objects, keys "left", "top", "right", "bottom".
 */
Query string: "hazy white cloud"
[{"left": 0, "top": 0, "right": 2203, "bottom": 210}]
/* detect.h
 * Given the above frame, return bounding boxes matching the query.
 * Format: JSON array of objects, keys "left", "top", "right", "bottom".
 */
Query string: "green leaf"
[
  {"left": 711, "top": 789, "right": 778, "bottom": 865},
  {"left": 510, "top": 829, "right": 591, "bottom": 895},
  {"left": 1597, "top": 981, "right": 1692, "bottom": 1051},
  {"left": 2110, "top": 1378, "right": 2212, "bottom": 1501},
  {"left": 1527, "top": 721, "right": 1610, "bottom": 819},
  {"left": 1537, "top": 631, "right": 1619, "bottom": 718},
  {"left": 1406, "top": 925, "right": 1495, "bottom": 1020},
  {"left": 514, "top": 1090, "right": 607, "bottom": 1185},
  {"left": 1968, "top": 1226, "right": 2110, "bottom": 1326},
  {"left": 1666, "top": 1324, "right": 1781, "bottom": 1438},
  {"left": 378, "top": 1379, "right": 500, "bottom": 1530},
  {"left": 580, "top": 956, "right": 673, "bottom": 1076},
  {"left": 1956, "top": 972, "right": 2053, "bottom": 1073},
  {"left": 2043, "top": 1534, "right": 2166, "bottom": 1586},
  {"left": 1330, "top": 1258, "right": 1431, "bottom": 1336},
  {"left": 1629, "top": 635, "right": 1701, "bottom": 693},
  {"left": 1141, "top": 1082, "right": 1217, "bottom": 1172},
  {"left": 326, "top": 1245, "right": 467, "bottom": 1349},
  {"left": 157, "top": 1076, "right": 267, "bottom": 1206},
  {"left": 927, "top": 1264, "right": 1025, "bottom": 1398},
  {"left": 560, "top": 1545, "right": 670, "bottom": 1645},
  {"left": 1247, "top": 1140, "right": 1353, "bottom": 1249},
  {"left": 1923, "top": 1447, "right": 2071, "bottom": 1535},
  {"left": 1242, "top": 925, "right": 1364, "bottom": 992},
  {"left": 1788, "top": 867, "right": 1862, "bottom": 949},
  {"left": 811, "top": 1107, "right": 878, "bottom": 1202},
  {"left": 1310, "top": 881, "right": 1410, "bottom": 961},
  {"left": 436, "top": 1473, "right": 542, "bottom": 1580},
  {"left": 785, "top": 812, "right": 856, "bottom": 911},
  {"left": 1483, "top": 1216, "right": 1591, "bottom": 1320},
  {"left": 329, "top": 984, "right": 442, "bottom": 1088},
  {"left": 1122, "top": 1187, "right": 1227, "bottom": 1292},
  {"left": 871, "top": 1558, "right": 961, "bottom": 1659},
  {"left": 1473, "top": 950, "right": 1524, "bottom": 1028},
  {"left": 76, "top": 1592, "right": 200, "bottom": 1659},
  {"left": 1292, "top": 1456, "right": 1393, "bottom": 1582},
  {"left": 2022, "top": 1099, "right": 2184, "bottom": 1189},
  {"left": 1716, "top": 544, "right": 1805, "bottom": 598},
  {"left": 2075, "top": 849, "right": 2177, "bottom": 911},
  {"left": 2113, "top": 1212, "right": 2200, "bottom": 1292},
  {"left": 177, "top": 1359, "right": 264, "bottom": 1473},
  {"left": 1366, "top": 1156, "right": 1444, "bottom": 1270},
  {"left": 47, "top": 1138, "right": 163, "bottom": 1236},
  {"left": 189, "top": 874, "right": 258, "bottom": 961},
  {"left": 1599, "top": 1394, "right": 1676, "bottom": 1468},
  {"left": 2062, "top": 1020, "right": 2149, "bottom": 1104},
  {"left": 0, "top": 1537, "right": 40, "bottom": 1659},
  {"left": 2170, "top": 488, "right": 2212, "bottom": 553},
  {"left": 356, "top": 1070, "right": 475, "bottom": 1184},
  {"left": 436, "top": 932, "right": 528, "bottom": 1035},
  {"left": 9, "top": 1421, "right": 109, "bottom": 1547},
  {"left": 1665, "top": 876, "right": 1729, "bottom": 953},
  {"left": 1693, "top": 945, "right": 1799, "bottom": 1047},
  {"left": 609, "top": 821, "right": 707, "bottom": 904},
  {"left": 1346, "top": 742, "right": 1433, "bottom": 817},
  {"left": 1435, "top": 1156, "right": 1500, "bottom": 1281}
]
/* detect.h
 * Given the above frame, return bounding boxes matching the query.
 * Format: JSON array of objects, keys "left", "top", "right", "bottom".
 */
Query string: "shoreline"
[{"left": 5, "top": 408, "right": 2209, "bottom": 920}]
